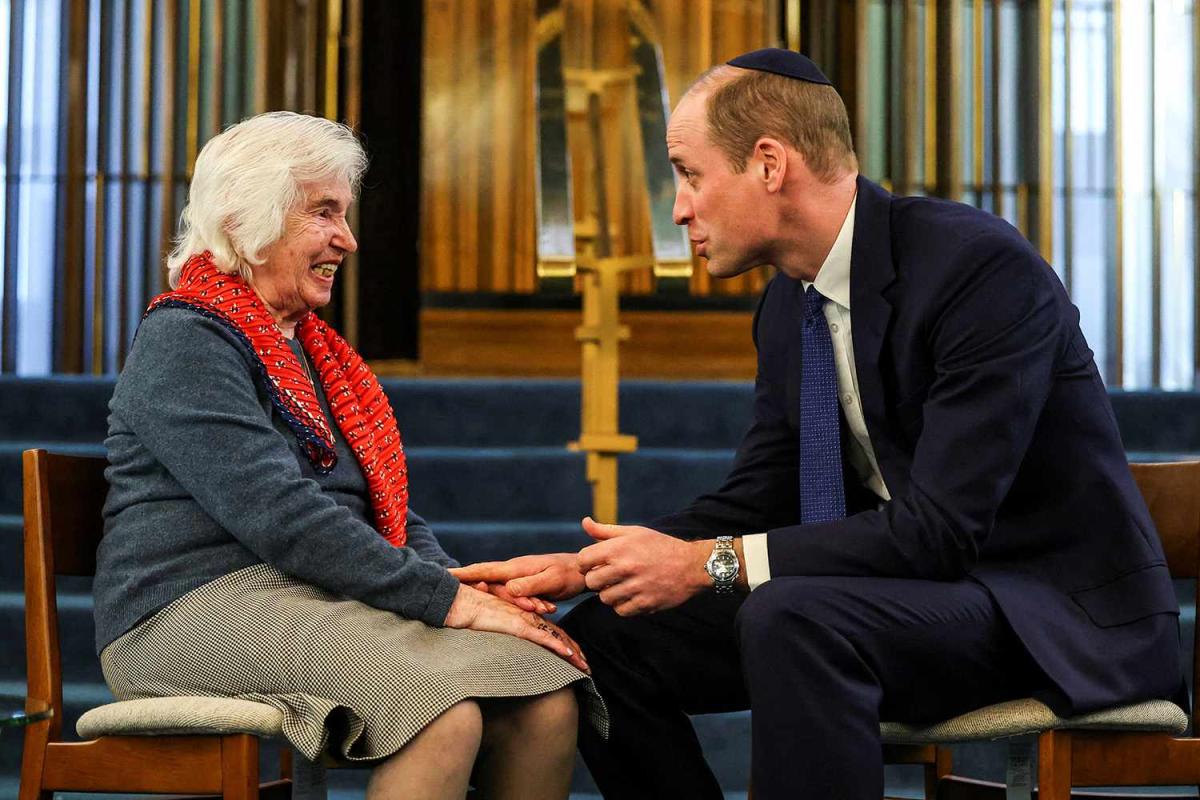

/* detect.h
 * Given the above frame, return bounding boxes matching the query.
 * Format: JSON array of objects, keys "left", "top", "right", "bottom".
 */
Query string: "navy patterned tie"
[{"left": 799, "top": 286, "right": 846, "bottom": 524}]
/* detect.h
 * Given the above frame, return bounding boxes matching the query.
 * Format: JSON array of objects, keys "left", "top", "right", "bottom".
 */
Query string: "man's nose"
[{"left": 672, "top": 187, "right": 692, "bottom": 226}]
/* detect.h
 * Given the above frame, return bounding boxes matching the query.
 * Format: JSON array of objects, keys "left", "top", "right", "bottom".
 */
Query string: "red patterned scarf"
[{"left": 145, "top": 252, "right": 409, "bottom": 546}]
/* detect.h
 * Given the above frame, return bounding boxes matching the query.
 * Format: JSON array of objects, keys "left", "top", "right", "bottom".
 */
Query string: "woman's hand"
[
  {"left": 471, "top": 581, "right": 557, "bottom": 615},
  {"left": 449, "top": 553, "right": 588, "bottom": 602},
  {"left": 444, "top": 583, "right": 589, "bottom": 674}
]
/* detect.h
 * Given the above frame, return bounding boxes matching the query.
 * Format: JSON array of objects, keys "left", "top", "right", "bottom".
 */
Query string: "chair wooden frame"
[
  {"left": 18, "top": 449, "right": 290, "bottom": 800},
  {"left": 1033, "top": 460, "right": 1200, "bottom": 798},
  {"left": 935, "top": 460, "right": 1200, "bottom": 799}
]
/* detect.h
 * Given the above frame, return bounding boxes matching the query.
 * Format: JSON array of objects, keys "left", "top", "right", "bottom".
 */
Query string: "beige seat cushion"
[
  {"left": 880, "top": 697, "right": 1188, "bottom": 745},
  {"left": 77, "top": 696, "right": 284, "bottom": 739}
]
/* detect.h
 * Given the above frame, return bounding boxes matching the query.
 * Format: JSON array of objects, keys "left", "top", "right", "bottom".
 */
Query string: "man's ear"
[{"left": 753, "top": 137, "right": 789, "bottom": 193}]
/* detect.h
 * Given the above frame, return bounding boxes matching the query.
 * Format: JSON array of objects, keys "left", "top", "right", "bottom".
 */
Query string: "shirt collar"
[{"left": 802, "top": 192, "right": 856, "bottom": 310}]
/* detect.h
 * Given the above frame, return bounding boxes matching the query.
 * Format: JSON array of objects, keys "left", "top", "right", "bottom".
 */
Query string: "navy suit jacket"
[{"left": 655, "top": 176, "right": 1183, "bottom": 715}]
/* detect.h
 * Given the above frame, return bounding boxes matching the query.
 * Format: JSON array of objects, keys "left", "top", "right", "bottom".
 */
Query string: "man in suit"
[{"left": 451, "top": 49, "right": 1184, "bottom": 799}]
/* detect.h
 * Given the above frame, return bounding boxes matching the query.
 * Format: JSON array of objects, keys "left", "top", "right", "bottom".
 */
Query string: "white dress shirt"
[{"left": 742, "top": 194, "right": 891, "bottom": 590}]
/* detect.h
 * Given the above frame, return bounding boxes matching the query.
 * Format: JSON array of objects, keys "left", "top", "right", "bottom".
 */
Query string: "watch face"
[{"left": 709, "top": 550, "right": 739, "bottom": 581}]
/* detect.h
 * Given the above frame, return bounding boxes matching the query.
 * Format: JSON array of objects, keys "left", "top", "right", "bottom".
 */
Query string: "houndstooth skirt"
[{"left": 100, "top": 564, "right": 607, "bottom": 762}]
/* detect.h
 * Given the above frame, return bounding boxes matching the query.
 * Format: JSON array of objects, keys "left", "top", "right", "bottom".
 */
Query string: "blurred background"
[{"left": 0, "top": 0, "right": 1192, "bottom": 388}]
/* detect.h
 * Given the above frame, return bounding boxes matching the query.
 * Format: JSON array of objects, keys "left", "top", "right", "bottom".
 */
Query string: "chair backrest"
[
  {"left": 1127, "top": 460, "right": 1200, "bottom": 721},
  {"left": 1129, "top": 462, "right": 1200, "bottom": 581},
  {"left": 21, "top": 449, "right": 109, "bottom": 737}
]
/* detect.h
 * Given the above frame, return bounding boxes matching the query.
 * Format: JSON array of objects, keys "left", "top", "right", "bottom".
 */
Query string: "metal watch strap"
[{"left": 707, "top": 535, "right": 738, "bottom": 594}]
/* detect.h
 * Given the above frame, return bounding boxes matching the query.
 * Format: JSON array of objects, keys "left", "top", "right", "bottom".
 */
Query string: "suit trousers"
[{"left": 562, "top": 575, "right": 1049, "bottom": 800}]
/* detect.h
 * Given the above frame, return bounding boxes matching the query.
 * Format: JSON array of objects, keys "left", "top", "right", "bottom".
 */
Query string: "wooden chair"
[
  {"left": 19, "top": 448, "right": 293, "bottom": 800},
  {"left": 881, "top": 460, "right": 1200, "bottom": 799}
]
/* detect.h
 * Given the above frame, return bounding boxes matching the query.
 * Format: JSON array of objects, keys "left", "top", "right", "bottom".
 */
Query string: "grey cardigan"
[{"left": 93, "top": 307, "right": 461, "bottom": 652}]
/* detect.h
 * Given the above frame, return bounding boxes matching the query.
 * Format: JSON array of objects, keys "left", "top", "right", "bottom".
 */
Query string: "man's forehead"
[{"left": 666, "top": 93, "right": 708, "bottom": 149}]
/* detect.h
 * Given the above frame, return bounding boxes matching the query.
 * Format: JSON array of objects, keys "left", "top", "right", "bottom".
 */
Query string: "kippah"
[{"left": 726, "top": 48, "right": 833, "bottom": 86}]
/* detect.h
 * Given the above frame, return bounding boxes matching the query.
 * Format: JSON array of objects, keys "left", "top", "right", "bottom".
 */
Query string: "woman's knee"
[
  {"left": 423, "top": 699, "right": 485, "bottom": 751},
  {"left": 529, "top": 687, "right": 579, "bottom": 735},
  {"left": 484, "top": 687, "right": 578, "bottom": 741}
]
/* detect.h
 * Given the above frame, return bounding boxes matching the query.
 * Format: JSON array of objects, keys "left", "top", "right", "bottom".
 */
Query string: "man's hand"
[
  {"left": 449, "top": 553, "right": 588, "bottom": 602},
  {"left": 577, "top": 516, "right": 712, "bottom": 616}
]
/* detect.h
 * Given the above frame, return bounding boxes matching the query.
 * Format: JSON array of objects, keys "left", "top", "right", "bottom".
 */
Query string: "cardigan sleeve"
[
  {"left": 111, "top": 308, "right": 461, "bottom": 626},
  {"left": 403, "top": 508, "right": 460, "bottom": 568}
]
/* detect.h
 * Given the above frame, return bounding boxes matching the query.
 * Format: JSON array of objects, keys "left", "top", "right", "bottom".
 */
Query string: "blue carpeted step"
[
  {"left": 0, "top": 515, "right": 22, "bottom": 588},
  {"left": 0, "top": 377, "right": 116, "bottom": 443},
  {"left": 0, "top": 442, "right": 106, "bottom": 516},
  {"left": 1110, "top": 391, "right": 1200, "bottom": 455},
  {"left": 436, "top": 520, "right": 591, "bottom": 563},
  {"left": 0, "top": 443, "right": 740, "bottom": 523},
  {"left": 0, "top": 593, "right": 103, "bottom": 685},
  {"left": 6, "top": 376, "right": 1200, "bottom": 453},
  {"left": 0, "top": 376, "right": 754, "bottom": 450},
  {"left": 0, "top": 517, "right": 589, "bottom": 592},
  {"left": 405, "top": 447, "right": 589, "bottom": 521},
  {"left": 618, "top": 447, "right": 737, "bottom": 522}
]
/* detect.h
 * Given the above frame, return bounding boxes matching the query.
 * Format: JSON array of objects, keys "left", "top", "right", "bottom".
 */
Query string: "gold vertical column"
[
  {"left": 935, "top": 0, "right": 962, "bottom": 201},
  {"left": 786, "top": 0, "right": 801, "bottom": 51},
  {"left": 844, "top": 0, "right": 868, "bottom": 159},
  {"left": 322, "top": 0, "right": 340, "bottom": 120},
  {"left": 570, "top": 254, "right": 641, "bottom": 524},
  {"left": 972, "top": 0, "right": 984, "bottom": 203},
  {"left": 1035, "top": 0, "right": 1053, "bottom": 261},
  {"left": 60, "top": 0, "right": 89, "bottom": 373},
  {"left": 211, "top": 0, "right": 225, "bottom": 136},
  {"left": 185, "top": 0, "right": 201, "bottom": 177},
  {"left": 901, "top": 0, "right": 920, "bottom": 195},
  {"left": 157, "top": 0, "right": 180, "bottom": 283},
  {"left": 254, "top": 0, "right": 269, "bottom": 112},
  {"left": 924, "top": 0, "right": 938, "bottom": 193}
]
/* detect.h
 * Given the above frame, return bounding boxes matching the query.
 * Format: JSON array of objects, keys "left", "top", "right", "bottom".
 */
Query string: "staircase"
[{"left": 0, "top": 376, "right": 1197, "bottom": 798}]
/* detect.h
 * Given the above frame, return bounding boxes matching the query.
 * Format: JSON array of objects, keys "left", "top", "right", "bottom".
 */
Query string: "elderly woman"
[{"left": 94, "top": 111, "right": 603, "bottom": 799}]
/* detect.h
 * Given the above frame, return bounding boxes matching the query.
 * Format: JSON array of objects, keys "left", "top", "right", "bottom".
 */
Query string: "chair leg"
[
  {"left": 1036, "top": 730, "right": 1072, "bottom": 800},
  {"left": 923, "top": 745, "right": 953, "bottom": 799},
  {"left": 18, "top": 721, "right": 52, "bottom": 800},
  {"left": 220, "top": 734, "right": 260, "bottom": 800}
]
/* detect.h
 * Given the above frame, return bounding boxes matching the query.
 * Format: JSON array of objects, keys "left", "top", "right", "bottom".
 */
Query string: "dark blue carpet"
[{"left": 2, "top": 376, "right": 1199, "bottom": 797}]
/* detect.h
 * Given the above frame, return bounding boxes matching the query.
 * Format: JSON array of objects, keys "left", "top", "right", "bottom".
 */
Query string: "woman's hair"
[
  {"left": 692, "top": 65, "right": 857, "bottom": 182},
  {"left": 166, "top": 111, "right": 368, "bottom": 288}
]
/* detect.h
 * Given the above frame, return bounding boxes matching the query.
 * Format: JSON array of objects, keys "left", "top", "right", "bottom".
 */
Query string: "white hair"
[{"left": 166, "top": 111, "right": 368, "bottom": 288}]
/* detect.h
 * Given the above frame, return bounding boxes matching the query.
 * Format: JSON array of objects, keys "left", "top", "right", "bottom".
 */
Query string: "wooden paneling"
[
  {"left": 417, "top": 307, "right": 756, "bottom": 378},
  {"left": 420, "top": 0, "right": 775, "bottom": 298}
]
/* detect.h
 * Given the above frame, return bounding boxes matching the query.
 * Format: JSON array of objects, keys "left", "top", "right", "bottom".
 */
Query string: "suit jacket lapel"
[{"left": 849, "top": 176, "right": 905, "bottom": 494}]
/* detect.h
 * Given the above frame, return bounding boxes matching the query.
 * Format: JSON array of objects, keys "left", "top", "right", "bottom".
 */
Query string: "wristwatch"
[{"left": 704, "top": 536, "right": 740, "bottom": 594}]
